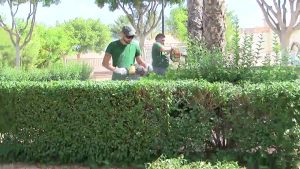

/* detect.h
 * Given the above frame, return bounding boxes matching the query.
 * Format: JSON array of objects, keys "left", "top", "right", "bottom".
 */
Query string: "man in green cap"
[{"left": 102, "top": 25, "right": 151, "bottom": 80}]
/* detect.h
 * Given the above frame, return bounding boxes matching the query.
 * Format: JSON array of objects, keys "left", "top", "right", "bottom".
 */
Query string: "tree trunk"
[
  {"left": 203, "top": 0, "right": 226, "bottom": 51},
  {"left": 77, "top": 53, "right": 81, "bottom": 59},
  {"left": 138, "top": 34, "right": 146, "bottom": 60},
  {"left": 187, "top": 0, "right": 203, "bottom": 41},
  {"left": 279, "top": 31, "right": 292, "bottom": 58},
  {"left": 15, "top": 44, "right": 21, "bottom": 68}
]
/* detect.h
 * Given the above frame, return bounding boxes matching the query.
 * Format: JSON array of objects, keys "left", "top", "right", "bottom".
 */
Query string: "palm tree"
[
  {"left": 187, "top": 0, "right": 203, "bottom": 41},
  {"left": 187, "top": 0, "right": 226, "bottom": 51},
  {"left": 202, "top": 0, "right": 226, "bottom": 51}
]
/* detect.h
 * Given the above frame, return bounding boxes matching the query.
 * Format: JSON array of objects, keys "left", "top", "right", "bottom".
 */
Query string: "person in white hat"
[{"left": 102, "top": 25, "right": 152, "bottom": 80}]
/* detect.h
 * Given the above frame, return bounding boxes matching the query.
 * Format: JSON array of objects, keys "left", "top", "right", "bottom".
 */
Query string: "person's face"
[
  {"left": 158, "top": 37, "right": 165, "bottom": 45},
  {"left": 122, "top": 32, "right": 134, "bottom": 44}
]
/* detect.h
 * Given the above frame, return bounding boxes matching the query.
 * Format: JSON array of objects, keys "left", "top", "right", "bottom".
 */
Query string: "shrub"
[
  {"left": 146, "top": 156, "right": 240, "bottom": 169},
  {"left": 0, "top": 63, "right": 92, "bottom": 81},
  {"left": 152, "top": 40, "right": 299, "bottom": 83},
  {"left": 154, "top": 18, "right": 299, "bottom": 83}
]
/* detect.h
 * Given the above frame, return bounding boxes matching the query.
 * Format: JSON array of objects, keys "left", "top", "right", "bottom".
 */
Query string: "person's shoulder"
[
  {"left": 109, "top": 39, "right": 120, "bottom": 46},
  {"left": 106, "top": 40, "right": 120, "bottom": 52},
  {"left": 153, "top": 42, "right": 162, "bottom": 47},
  {"left": 130, "top": 40, "right": 140, "bottom": 48},
  {"left": 131, "top": 40, "right": 139, "bottom": 45}
]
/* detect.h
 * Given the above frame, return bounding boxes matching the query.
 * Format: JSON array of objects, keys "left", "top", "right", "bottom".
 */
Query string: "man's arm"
[
  {"left": 102, "top": 52, "right": 116, "bottom": 72},
  {"left": 160, "top": 45, "right": 172, "bottom": 53},
  {"left": 136, "top": 56, "right": 147, "bottom": 68}
]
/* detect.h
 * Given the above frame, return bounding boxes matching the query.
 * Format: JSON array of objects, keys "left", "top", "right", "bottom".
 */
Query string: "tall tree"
[
  {"left": 166, "top": 6, "right": 188, "bottom": 42},
  {"left": 0, "top": 0, "right": 59, "bottom": 68},
  {"left": 95, "top": 0, "right": 183, "bottom": 53},
  {"left": 256, "top": 0, "right": 300, "bottom": 56},
  {"left": 62, "top": 18, "right": 112, "bottom": 57},
  {"left": 187, "top": 0, "right": 203, "bottom": 41},
  {"left": 0, "top": 28, "right": 14, "bottom": 67},
  {"left": 202, "top": 0, "right": 226, "bottom": 51},
  {"left": 31, "top": 25, "right": 74, "bottom": 68},
  {"left": 168, "top": 5, "right": 236, "bottom": 51},
  {"left": 187, "top": 0, "right": 226, "bottom": 51}
]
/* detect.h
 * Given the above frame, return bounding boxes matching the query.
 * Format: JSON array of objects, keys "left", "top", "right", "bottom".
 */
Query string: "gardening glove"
[
  {"left": 114, "top": 67, "right": 128, "bottom": 76},
  {"left": 143, "top": 64, "right": 153, "bottom": 76}
]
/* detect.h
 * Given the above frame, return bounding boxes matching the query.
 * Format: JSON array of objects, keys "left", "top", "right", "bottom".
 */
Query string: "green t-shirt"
[
  {"left": 105, "top": 40, "right": 141, "bottom": 68},
  {"left": 152, "top": 42, "right": 169, "bottom": 68}
]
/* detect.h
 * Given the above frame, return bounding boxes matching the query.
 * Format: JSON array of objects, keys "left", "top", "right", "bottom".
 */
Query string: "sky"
[{"left": 0, "top": 0, "right": 265, "bottom": 28}]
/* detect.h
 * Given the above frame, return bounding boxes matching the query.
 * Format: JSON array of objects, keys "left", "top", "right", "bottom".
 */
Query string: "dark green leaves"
[{"left": 0, "top": 80, "right": 299, "bottom": 167}]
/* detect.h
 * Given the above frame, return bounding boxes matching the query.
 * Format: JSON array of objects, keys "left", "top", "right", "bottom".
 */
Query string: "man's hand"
[
  {"left": 135, "top": 64, "right": 146, "bottom": 75},
  {"left": 135, "top": 64, "right": 153, "bottom": 76},
  {"left": 114, "top": 67, "right": 128, "bottom": 75}
]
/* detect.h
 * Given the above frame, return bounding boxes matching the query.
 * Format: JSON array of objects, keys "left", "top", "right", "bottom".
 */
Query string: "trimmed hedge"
[{"left": 0, "top": 80, "right": 299, "bottom": 167}]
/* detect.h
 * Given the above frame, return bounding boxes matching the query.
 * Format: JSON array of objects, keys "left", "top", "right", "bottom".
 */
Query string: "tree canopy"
[
  {"left": 0, "top": 0, "right": 60, "bottom": 68},
  {"left": 256, "top": 0, "right": 300, "bottom": 56},
  {"left": 95, "top": 0, "right": 184, "bottom": 52},
  {"left": 166, "top": 6, "right": 188, "bottom": 42},
  {"left": 62, "top": 18, "right": 112, "bottom": 55}
]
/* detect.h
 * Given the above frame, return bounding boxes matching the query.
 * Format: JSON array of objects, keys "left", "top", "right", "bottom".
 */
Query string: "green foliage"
[
  {"left": 62, "top": 18, "right": 112, "bottom": 54},
  {"left": 109, "top": 15, "right": 130, "bottom": 39},
  {"left": 1, "top": 19, "right": 111, "bottom": 68},
  {"left": 0, "top": 0, "right": 61, "bottom": 68},
  {"left": 21, "top": 25, "right": 44, "bottom": 69},
  {"left": 166, "top": 7, "right": 236, "bottom": 47},
  {"left": 272, "top": 33, "right": 282, "bottom": 65},
  {"left": 95, "top": 0, "right": 184, "bottom": 11},
  {"left": 156, "top": 17, "right": 299, "bottom": 83},
  {"left": 0, "top": 20, "right": 44, "bottom": 68},
  {"left": 0, "top": 0, "right": 60, "bottom": 7},
  {"left": 0, "top": 80, "right": 299, "bottom": 168},
  {"left": 1, "top": 24, "right": 74, "bottom": 68},
  {"left": 0, "top": 28, "right": 15, "bottom": 68},
  {"left": 34, "top": 25, "right": 74, "bottom": 68},
  {"left": 230, "top": 16, "right": 241, "bottom": 65},
  {"left": 95, "top": 0, "right": 183, "bottom": 48},
  {"left": 30, "top": 19, "right": 111, "bottom": 68},
  {"left": 0, "top": 62, "right": 92, "bottom": 81},
  {"left": 146, "top": 156, "right": 240, "bottom": 169},
  {"left": 166, "top": 6, "right": 188, "bottom": 42},
  {"left": 152, "top": 39, "right": 298, "bottom": 83},
  {"left": 225, "top": 11, "right": 237, "bottom": 53}
]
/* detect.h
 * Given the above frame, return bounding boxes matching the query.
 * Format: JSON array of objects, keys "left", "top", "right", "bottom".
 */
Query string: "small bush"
[
  {"left": 146, "top": 156, "right": 240, "bottom": 169},
  {"left": 0, "top": 63, "right": 92, "bottom": 81}
]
